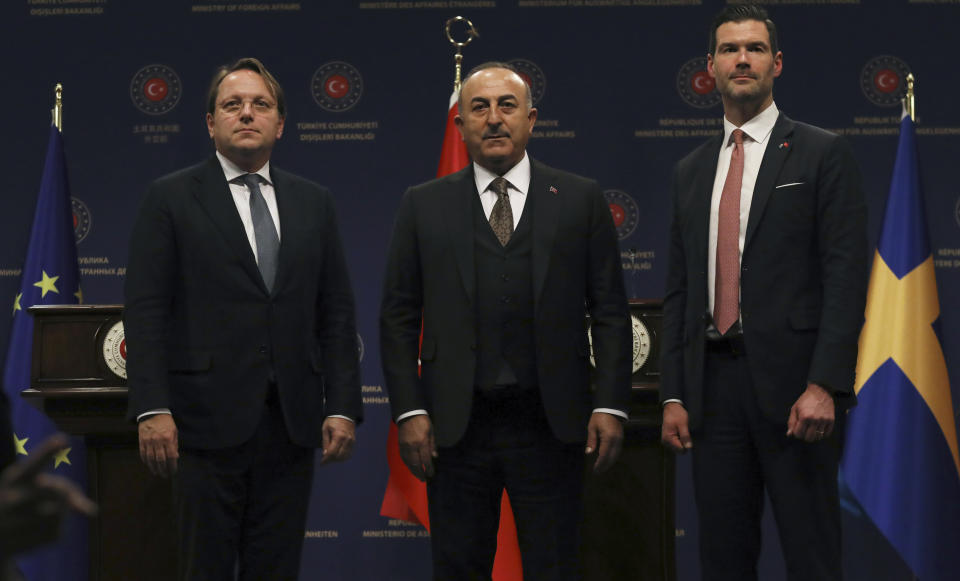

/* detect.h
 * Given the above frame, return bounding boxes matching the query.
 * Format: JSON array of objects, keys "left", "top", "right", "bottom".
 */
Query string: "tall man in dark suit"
[
  {"left": 660, "top": 5, "right": 868, "bottom": 580},
  {"left": 125, "top": 57, "right": 361, "bottom": 581},
  {"left": 380, "top": 62, "right": 632, "bottom": 581}
]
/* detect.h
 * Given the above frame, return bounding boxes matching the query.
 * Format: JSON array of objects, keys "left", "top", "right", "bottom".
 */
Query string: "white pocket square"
[{"left": 775, "top": 182, "right": 805, "bottom": 189}]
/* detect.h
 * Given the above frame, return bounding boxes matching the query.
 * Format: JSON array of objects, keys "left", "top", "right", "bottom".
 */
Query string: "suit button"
[
  {"left": 501, "top": 274, "right": 510, "bottom": 281},
  {"left": 501, "top": 296, "right": 511, "bottom": 304},
  {"left": 259, "top": 345, "right": 268, "bottom": 354}
]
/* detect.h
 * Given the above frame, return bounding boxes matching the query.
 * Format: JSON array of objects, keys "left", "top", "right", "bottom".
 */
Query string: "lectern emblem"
[
  {"left": 102, "top": 320, "right": 127, "bottom": 380},
  {"left": 588, "top": 315, "right": 651, "bottom": 374}
]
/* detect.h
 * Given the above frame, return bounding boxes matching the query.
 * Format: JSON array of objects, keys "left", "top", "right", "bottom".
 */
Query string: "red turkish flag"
[{"left": 380, "top": 91, "right": 524, "bottom": 581}]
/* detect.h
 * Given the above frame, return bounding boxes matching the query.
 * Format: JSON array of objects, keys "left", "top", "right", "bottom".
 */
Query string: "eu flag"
[
  {"left": 1, "top": 121, "right": 87, "bottom": 580},
  {"left": 841, "top": 113, "right": 960, "bottom": 580}
]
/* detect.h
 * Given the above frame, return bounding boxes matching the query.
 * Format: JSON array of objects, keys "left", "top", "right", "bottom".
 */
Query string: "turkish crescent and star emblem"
[
  {"left": 130, "top": 64, "right": 182, "bottom": 115},
  {"left": 860, "top": 55, "right": 911, "bottom": 107},
  {"left": 312, "top": 62, "right": 364, "bottom": 113},
  {"left": 677, "top": 57, "right": 721, "bottom": 109},
  {"left": 603, "top": 189, "right": 640, "bottom": 240},
  {"left": 508, "top": 59, "right": 547, "bottom": 106},
  {"left": 72, "top": 197, "right": 91, "bottom": 243}
]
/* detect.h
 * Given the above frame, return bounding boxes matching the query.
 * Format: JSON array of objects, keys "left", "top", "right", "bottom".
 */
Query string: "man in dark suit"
[
  {"left": 125, "top": 57, "right": 361, "bottom": 581},
  {"left": 380, "top": 62, "right": 632, "bottom": 580},
  {"left": 660, "top": 5, "right": 868, "bottom": 580}
]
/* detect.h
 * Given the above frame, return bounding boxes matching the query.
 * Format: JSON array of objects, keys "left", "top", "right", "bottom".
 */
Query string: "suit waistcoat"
[{"left": 472, "top": 192, "right": 538, "bottom": 390}]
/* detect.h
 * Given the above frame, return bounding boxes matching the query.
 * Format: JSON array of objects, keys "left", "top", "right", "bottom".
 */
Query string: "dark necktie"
[
  {"left": 241, "top": 173, "right": 280, "bottom": 292},
  {"left": 714, "top": 129, "right": 744, "bottom": 335},
  {"left": 488, "top": 176, "right": 514, "bottom": 247}
]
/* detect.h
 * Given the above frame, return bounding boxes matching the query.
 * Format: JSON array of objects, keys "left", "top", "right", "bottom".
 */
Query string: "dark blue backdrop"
[{"left": 4, "top": 1, "right": 959, "bottom": 579}]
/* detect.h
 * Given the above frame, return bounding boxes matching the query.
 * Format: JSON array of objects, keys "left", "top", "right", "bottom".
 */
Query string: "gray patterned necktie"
[
  {"left": 488, "top": 177, "right": 514, "bottom": 247},
  {"left": 241, "top": 173, "right": 280, "bottom": 292}
]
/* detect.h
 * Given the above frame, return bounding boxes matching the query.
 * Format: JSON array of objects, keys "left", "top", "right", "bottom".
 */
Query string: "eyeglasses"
[{"left": 218, "top": 98, "right": 276, "bottom": 115}]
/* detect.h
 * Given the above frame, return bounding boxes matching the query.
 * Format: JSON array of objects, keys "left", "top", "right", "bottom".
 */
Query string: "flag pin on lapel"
[{"left": 549, "top": 186, "right": 558, "bottom": 194}]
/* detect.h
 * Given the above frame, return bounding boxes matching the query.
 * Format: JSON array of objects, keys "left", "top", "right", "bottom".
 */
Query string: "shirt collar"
[
  {"left": 722, "top": 101, "right": 779, "bottom": 147},
  {"left": 473, "top": 152, "right": 531, "bottom": 196},
  {"left": 216, "top": 151, "right": 272, "bottom": 185}
]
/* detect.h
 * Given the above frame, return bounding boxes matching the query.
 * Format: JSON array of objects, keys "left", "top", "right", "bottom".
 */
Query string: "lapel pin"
[
  {"left": 779, "top": 140, "right": 790, "bottom": 150},
  {"left": 549, "top": 186, "right": 558, "bottom": 194}
]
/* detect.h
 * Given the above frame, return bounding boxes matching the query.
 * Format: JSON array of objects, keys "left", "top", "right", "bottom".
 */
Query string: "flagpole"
[
  {"left": 54, "top": 83, "right": 63, "bottom": 132},
  {"left": 3, "top": 79, "right": 90, "bottom": 579},
  {"left": 444, "top": 16, "right": 478, "bottom": 92}
]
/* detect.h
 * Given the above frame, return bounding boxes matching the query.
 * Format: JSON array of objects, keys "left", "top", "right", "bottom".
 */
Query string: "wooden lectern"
[
  {"left": 24, "top": 305, "right": 176, "bottom": 581},
  {"left": 581, "top": 299, "right": 675, "bottom": 581}
]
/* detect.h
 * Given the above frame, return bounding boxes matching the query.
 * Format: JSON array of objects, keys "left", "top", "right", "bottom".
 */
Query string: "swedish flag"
[
  {"left": 841, "top": 113, "right": 960, "bottom": 580},
  {"left": 1, "top": 121, "right": 87, "bottom": 579}
]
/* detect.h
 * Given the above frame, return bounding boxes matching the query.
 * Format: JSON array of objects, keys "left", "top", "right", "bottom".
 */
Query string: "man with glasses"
[{"left": 125, "top": 57, "right": 361, "bottom": 580}]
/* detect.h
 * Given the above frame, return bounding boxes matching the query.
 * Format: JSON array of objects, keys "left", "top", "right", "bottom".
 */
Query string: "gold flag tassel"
[
  {"left": 904, "top": 73, "right": 915, "bottom": 122},
  {"left": 53, "top": 83, "right": 63, "bottom": 132}
]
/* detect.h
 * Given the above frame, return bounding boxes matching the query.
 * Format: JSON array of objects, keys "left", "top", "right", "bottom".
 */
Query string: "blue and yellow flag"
[
  {"left": 841, "top": 113, "right": 960, "bottom": 581},
  {"left": 1, "top": 121, "right": 87, "bottom": 579}
]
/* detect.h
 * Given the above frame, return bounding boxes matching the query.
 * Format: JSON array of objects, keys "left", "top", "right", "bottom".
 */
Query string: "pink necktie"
[{"left": 714, "top": 129, "right": 744, "bottom": 335}]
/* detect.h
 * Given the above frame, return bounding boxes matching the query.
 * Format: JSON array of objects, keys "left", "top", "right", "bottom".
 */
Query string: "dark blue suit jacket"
[
  {"left": 660, "top": 114, "right": 869, "bottom": 429},
  {"left": 124, "top": 157, "right": 361, "bottom": 449},
  {"left": 380, "top": 159, "right": 632, "bottom": 447}
]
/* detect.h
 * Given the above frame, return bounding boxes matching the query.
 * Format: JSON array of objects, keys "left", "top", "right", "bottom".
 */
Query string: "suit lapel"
[
  {"left": 193, "top": 157, "right": 264, "bottom": 289},
  {"left": 690, "top": 136, "right": 723, "bottom": 274},
  {"left": 443, "top": 166, "right": 477, "bottom": 304},
  {"left": 530, "top": 159, "right": 560, "bottom": 310},
  {"left": 270, "top": 167, "right": 298, "bottom": 295},
  {"left": 745, "top": 113, "right": 795, "bottom": 251}
]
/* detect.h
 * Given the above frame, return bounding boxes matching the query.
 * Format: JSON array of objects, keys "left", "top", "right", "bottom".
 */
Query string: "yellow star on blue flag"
[
  {"left": 53, "top": 447, "right": 72, "bottom": 468},
  {"left": 14, "top": 433, "right": 28, "bottom": 456},
  {"left": 33, "top": 270, "right": 60, "bottom": 298}
]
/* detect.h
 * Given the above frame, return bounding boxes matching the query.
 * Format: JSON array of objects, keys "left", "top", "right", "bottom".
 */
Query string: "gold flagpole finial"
[
  {"left": 904, "top": 73, "right": 915, "bottom": 122},
  {"left": 54, "top": 83, "right": 63, "bottom": 132},
  {"left": 444, "top": 16, "right": 478, "bottom": 93}
]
